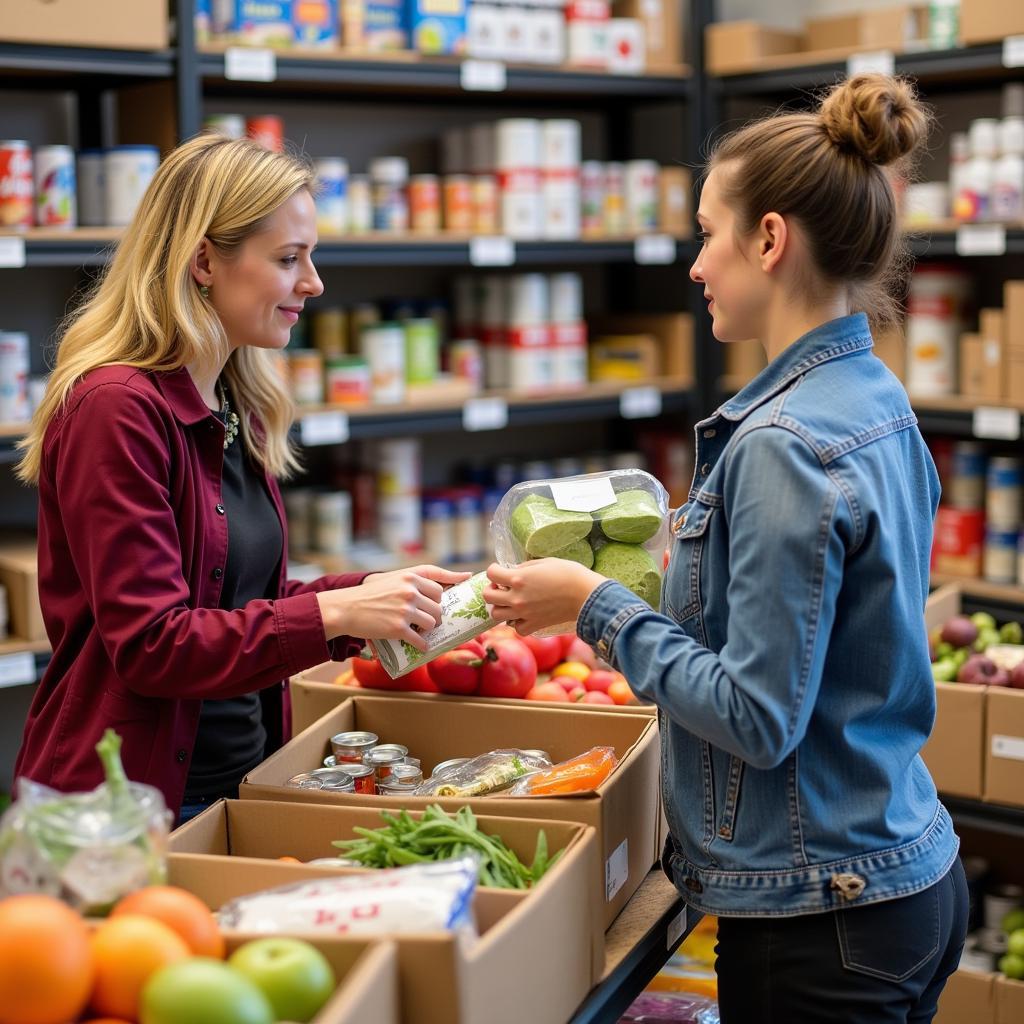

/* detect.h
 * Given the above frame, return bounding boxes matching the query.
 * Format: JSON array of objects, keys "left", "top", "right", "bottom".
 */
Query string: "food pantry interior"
[{"left": 1, "top": 0, "right": 1024, "bottom": 1022}]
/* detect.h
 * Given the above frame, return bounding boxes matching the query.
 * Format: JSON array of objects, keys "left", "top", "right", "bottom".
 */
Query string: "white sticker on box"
[
  {"left": 461, "top": 59, "right": 507, "bottom": 91},
  {"left": 463, "top": 396, "right": 508, "bottom": 431},
  {"left": 224, "top": 47, "right": 277, "bottom": 82},
  {"left": 0, "top": 652, "right": 36, "bottom": 689},
  {"left": 0, "top": 237, "right": 26, "bottom": 269},
  {"left": 956, "top": 224, "right": 1006, "bottom": 257},
  {"left": 620, "top": 386, "right": 662, "bottom": 419},
  {"left": 972, "top": 407, "right": 1021, "bottom": 441},
  {"left": 605, "top": 838, "right": 629, "bottom": 902},
  {"left": 634, "top": 234, "right": 676, "bottom": 265},
  {"left": 299, "top": 411, "right": 349, "bottom": 446},
  {"left": 992, "top": 735, "right": 1024, "bottom": 762},
  {"left": 1003, "top": 36, "right": 1024, "bottom": 68},
  {"left": 667, "top": 906, "right": 687, "bottom": 951},
  {"left": 847, "top": 50, "right": 895, "bottom": 77},
  {"left": 550, "top": 475, "right": 616, "bottom": 513},
  {"left": 469, "top": 236, "right": 515, "bottom": 267}
]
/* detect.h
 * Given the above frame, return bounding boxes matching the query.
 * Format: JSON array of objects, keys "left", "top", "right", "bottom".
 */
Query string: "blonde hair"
[
  {"left": 17, "top": 134, "right": 316, "bottom": 484},
  {"left": 709, "top": 74, "right": 930, "bottom": 326}
]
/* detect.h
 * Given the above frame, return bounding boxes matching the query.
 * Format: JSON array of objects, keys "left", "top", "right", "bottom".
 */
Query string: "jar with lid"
[
  {"left": 993, "top": 117, "right": 1024, "bottom": 222},
  {"left": 370, "top": 157, "right": 409, "bottom": 233},
  {"left": 954, "top": 120, "right": 998, "bottom": 222}
]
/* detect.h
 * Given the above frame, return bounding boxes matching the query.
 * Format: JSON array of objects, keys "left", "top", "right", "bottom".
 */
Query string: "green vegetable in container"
[
  {"left": 510, "top": 495, "right": 593, "bottom": 558},
  {"left": 548, "top": 537, "right": 595, "bottom": 569},
  {"left": 596, "top": 489, "right": 663, "bottom": 544},
  {"left": 593, "top": 542, "right": 662, "bottom": 608}
]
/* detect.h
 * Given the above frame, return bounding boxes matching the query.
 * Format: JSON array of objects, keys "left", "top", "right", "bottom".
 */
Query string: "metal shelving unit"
[{"left": 0, "top": 41, "right": 174, "bottom": 82}]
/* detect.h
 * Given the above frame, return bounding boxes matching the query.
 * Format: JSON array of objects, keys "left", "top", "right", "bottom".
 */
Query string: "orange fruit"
[
  {"left": 525, "top": 682, "right": 571, "bottom": 702},
  {"left": 550, "top": 661, "right": 591, "bottom": 682},
  {"left": 90, "top": 914, "right": 190, "bottom": 1020},
  {"left": 608, "top": 678, "right": 639, "bottom": 705},
  {"left": 0, "top": 894, "right": 94, "bottom": 1024},
  {"left": 112, "top": 885, "right": 225, "bottom": 959}
]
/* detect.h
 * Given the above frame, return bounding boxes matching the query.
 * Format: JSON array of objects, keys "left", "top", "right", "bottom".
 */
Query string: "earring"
[{"left": 199, "top": 284, "right": 210, "bottom": 298}]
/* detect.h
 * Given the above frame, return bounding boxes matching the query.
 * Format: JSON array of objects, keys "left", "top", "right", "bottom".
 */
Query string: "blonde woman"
[{"left": 15, "top": 135, "right": 466, "bottom": 823}]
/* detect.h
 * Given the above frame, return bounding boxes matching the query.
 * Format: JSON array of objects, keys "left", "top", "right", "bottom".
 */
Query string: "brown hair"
[{"left": 709, "top": 73, "right": 930, "bottom": 326}]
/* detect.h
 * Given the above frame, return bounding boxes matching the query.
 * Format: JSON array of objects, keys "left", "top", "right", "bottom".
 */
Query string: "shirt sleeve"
[
  {"left": 577, "top": 426, "right": 849, "bottom": 769},
  {"left": 48, "top": 381, "right": 343, "bottom": 699},
  {"left": 282, "top": 573, "right": 370, "bottom": 661}
]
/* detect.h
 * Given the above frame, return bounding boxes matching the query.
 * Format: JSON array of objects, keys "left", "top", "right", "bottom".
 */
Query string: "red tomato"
[
  {"left": 525, "top": 682, "right": 570, "bottom": 702},
  {"left": 520, "top": 634, "right": 566, "bottom": 672},
  {"left": 579, "top": 690, "right": 615, "bottom": 705},
  {"left": 557, "top": 633, "right": 578, "bottom": 657},
  {"left": 478, "top": 637, "right": 538, "bottom": 699},
  {"left": 351, "top": 652, "right": 402, "bottom": 690},
  {"left": 395, "top": 665, "right": 439, "bottom": 692},
  {"left": 584, "top": 670, "right": 618, "bottom": 694},
  {"left": 427, "top": 648, "right": 484, "bottom": 695}
]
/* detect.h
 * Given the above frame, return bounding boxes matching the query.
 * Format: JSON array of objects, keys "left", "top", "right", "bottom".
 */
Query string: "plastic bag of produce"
[
  {"left": 0, "top": 730, "right": 171, "bottom": 914},
  {"left": 217, "top": 856, "right": 479, "bottom": 944},
  {"left": 491, "top": 469, "right": 670, "bottom": 633},
  {"left": 415, "top": 749, "right": 552, "bottom": 797},
  {"left": 508, "top": 746, "right": 618, "bottom": 796}
]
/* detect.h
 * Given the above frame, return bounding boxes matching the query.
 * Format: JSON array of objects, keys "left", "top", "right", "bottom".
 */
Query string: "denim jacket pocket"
[
  {"left": 715, "top": 755, "right": 745, "bottom": 843},
  {"left": 666, "top": 500, "right": 715, "bottom": 624}
]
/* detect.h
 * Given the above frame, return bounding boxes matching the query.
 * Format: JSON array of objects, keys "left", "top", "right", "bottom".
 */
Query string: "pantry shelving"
[{"left": 0, "top": 41, "right": 174, "bottom": 82}]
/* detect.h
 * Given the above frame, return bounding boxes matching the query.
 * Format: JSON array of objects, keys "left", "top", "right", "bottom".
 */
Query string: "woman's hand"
[
  {"left": 317, "top": 565, "right": 471, "bottom": 650},
  {"left": 483, "top": 560, "right": 605, "bottom": 636}
]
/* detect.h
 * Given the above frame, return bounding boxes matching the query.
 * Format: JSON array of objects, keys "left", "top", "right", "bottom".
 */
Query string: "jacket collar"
[
  {"left": 152, "top": 366, "right": 218, "bottom": 427},
  {"left": 716, "top": 313, "right": 874, "bottom": 423}
]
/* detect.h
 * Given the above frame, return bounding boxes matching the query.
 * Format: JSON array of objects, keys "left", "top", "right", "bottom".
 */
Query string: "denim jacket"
[{"left": 577, "top": 313, "right": 958, "bottom": 917}]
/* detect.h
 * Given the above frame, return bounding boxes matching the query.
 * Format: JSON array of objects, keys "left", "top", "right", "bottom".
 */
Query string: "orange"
[
  {"left": 608, "top": 678, "right": 639, "bottom": 705},
  {"left": 112, "top": 885, "right": 225, "bottom": 959},
  {"left": 90, "top": 913, "right": 190, "bottom": 1020},
  {"left": 550, "top": 661, "right": 591, "bottom": 682},
  {"left": 0, "top": 894, "right": 94, "bottom": 1024}
]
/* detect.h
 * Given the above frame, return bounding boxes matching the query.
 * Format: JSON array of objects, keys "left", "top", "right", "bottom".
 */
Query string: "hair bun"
[{"left": 819, "top": 73, "right": 929, "bottom": 165}]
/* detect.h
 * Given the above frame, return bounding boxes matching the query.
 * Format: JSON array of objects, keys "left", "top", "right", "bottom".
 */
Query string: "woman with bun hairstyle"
[
  {"left": 485, "top": 75, "right": 967, "bottom": 1019},
  {"left": 15, "top": 134, "right": 467, "bottom": 823}
]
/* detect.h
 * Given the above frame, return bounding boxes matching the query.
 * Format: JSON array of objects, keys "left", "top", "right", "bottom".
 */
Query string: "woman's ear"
[
  {"left": 190, "top": 238, "right": 213, "bottom": 288},
  {"left": 758, "top": 212, "right": 788, "bottom": 273}
]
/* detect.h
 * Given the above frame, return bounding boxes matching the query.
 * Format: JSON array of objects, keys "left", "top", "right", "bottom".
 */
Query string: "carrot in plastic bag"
[{"left": 517, "top": 746, "right": 617, "bottom": 796}]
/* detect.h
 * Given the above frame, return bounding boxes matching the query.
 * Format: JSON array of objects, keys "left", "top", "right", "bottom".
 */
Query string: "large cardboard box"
[
  {"left": 0, "top": 0, "right": 169, "bottom": 50},
  {"left": 934, "top": 968, "right": 997, "bottom": 1024},
  {"left": 0, "top": 540, "right": 44, "bottom": 643},
  {"left": 874, "top": 324, "right": 907, "bottom": 383},
  {"left": 723, "top": 339, "right": 766, "bottom": 385},
  {"left": 705, "top": 21, "right": 803, "bottom": 75},
  {"left": 170, "top": 802, "right": 597, "bottom": 1024},
  {"left": 592, "top": 311, "right": 694, "bottom": 382},
  {"left": 996, "top": 977, "right": 1024, "bottom": 1024},
  {"left": 1008, "top": 350, "right": 1024, "bottom": 404},
  {"left": 242, "top": 694, "right": 661, "bottom": 929},
  {"left": 960, "top": 332, "right": 1002, "bottom": 402},
  {"left": 1004, "top": 282, "right": 1024, "bottom": 354},
  {"left": 658, "top": 166, "right": 691, "bottom": 236},
  {"left": 615, "top": 0, "right": 682, "bottom": 69},
  {"left": 984, "top": 688, "right": 1024, "bottom": 810},
  {"left": 960, "top": 0, "right": 1024, "bottom": 45},
  {"left": 804, "top": 6, "right": 928, "bottom": 53}
]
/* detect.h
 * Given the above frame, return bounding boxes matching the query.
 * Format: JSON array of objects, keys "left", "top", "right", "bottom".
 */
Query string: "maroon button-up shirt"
[{"left": 16, "top": 365, "right": 366, "bottom": 816}]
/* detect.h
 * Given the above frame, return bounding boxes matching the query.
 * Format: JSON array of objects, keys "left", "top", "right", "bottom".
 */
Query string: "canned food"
[
  {"left": 335, "top": 762, "right": 376, "bottom": 794},
  {"left": 104, "top": 145, "right": 159, "bottom": 227},
  {"left": 432, "top": 757, "right": 470, "bottom": 778},
  {"left": 603, "top": 162, "right": 626, "bottom": 235},
  {"left": 403, "top": 756, "right": 421, "bottom": 768},
  {"left": 390, "top": 763, "right": 423, "bottom": 786},
  {"left": 984, "top": 528, "right": 1019, "bottom": 584},
  {"left": 310, "top": 767, "right": 356, "bottom": 792},
  {"left": 422, "top": 492, "right": 455, "bottom": 562},
  {"left": 360, "top": 322, "right": 406, "bottom": 404},
  {"left": 311, "top": 308, "right": 347, "bottom": 357},
  {"left": 404, "top": 318, "right": 440, "bottom": 384},
  {"left": 325, "top": 356, "right": 371, "bottom": 406},
  {"left": 286, "top": 772, "right": 325, "bottom": 789},
  {"left": 472, "top": 174, "right": 500, "bottom": 234},
  {"left": 443, "top": 174, "right": 473, "bottom": 232},
  {"left": 581, "top": 161, "right": 604, "bottom": 237},
  {"left": 289, "top": 350, "right": 324, "bottom": 405},
  {"left": 0, "top": 332, "right": 30, "bottom": 423},
  {"left": 410, "top": 174, "right": 441, "bottom": 233},
  {"left": 314, "top": 157, "right": 349, "bottom": 235},
  {"left": 449, "top": 338, "right": 484, "bottom": 389},
  {"left": 247, "top": 115, "right": 284, "bottom": 153},
  {"left": 204, "top": 114, "right": 246, "bottom": 139},
  {"left": 986, "top": 457, "right": 1022, "bottom": 529},
  {"left": 283, "top": 487, "right": 314, "bottom": 552},
  {"left": 330, "top": 730, "right": 379, "bottom": 762},
  {"left": 323, "top": 754, "right": 338, "bottom": 768},
  {"left": 378, "top": 777, "right": 421, "bottom": 795},
  {"left": 371, "top": 157, "right": 409, "bottom": 233},
  {"left": 313, "top": 491, "right": 353, "bottom": 555},
  {"left": 34, "top": 145, "right": 76, "bottom": 228},
  {"left": 0, "top": 141, "right": 33, "bottom": 227},
  {"left": 366, "top": 744, "right": 409, "bottom": 783},
  {"left": 76, "top": 150, "right": 105, "bottom": 226},
  {"left": 348, "top": 175, "right": 373, "bottom": 234}
]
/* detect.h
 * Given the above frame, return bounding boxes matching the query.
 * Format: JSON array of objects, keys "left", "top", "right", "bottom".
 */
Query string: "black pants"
[{"left": 715, "top": 859, "right": 968, "bottom": 1024}]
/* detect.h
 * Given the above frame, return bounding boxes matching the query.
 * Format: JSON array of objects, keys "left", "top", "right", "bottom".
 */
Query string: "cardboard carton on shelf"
[
  {"left": 658, "top": 166, "right": 692, "bottom": 236},
  {"left": 996, "top": 976, "right": 1024, "bottom": 1024},
  {"left": 614, "top": 0, "right": 682, "bottom": 70},
  {"left": 590, "top": 311, "right": 694, "bottom": 382},
  {"left": 804, "top": 5, "right": 929, "bottom": 53},
  {"left": 984, "top": 687, "right": 1024, "bottom": 810},
  {"left": 874, "top": 323, "right": 907, "bottom": 383},
  {"left": 1004, "top": 281, "right": 1024, "bottom": 353},
  {"left": 959, "top": 0, "right": 1024, "bottom": 45},
  {"left": 170, "top": 800, "right": 597, "bottom": 1024},
  {"left": 0, "top": 538, "right": 44, "bottom": 643},
  {"left": 723, "top": 338, "right": 766, "bottom": 386},
  {"left": 705, "top": 21, "right": 803, "bottom": 75},
  {"left": 0, "top": 0, "right": 168, "bottom": 49},
  {"left": 241, "top": 694, "right": 661, "bottom": 930},
  {"left": 934, "top": 968, "right": 997, "bottom": 1024},
  {"left": 959, "top": 331, "right": 1002, "bottom": 402}
]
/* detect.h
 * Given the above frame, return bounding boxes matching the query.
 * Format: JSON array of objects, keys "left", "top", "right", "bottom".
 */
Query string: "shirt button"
[
  {"left": 703, "top": 429, "right": 716, "bottom": 438},
  {"left": 176, "top": 749, "right": 187, "bottom": 763},
  {"left": 597, "top": 639, "right": 609, "bottom": 656},
  {"left": 215, "top": 503, "right": 225, "bottom": 515},
  {"left": 212, "top": 567, "right": 223, "bottom": 580},
  {"left": 700, "top": 463, "right": 711, "bottom": 475}
]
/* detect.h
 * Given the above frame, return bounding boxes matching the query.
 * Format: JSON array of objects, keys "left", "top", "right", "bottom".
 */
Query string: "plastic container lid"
[{"left": 370, "top": 157, "right": 409, "bottom": 184}]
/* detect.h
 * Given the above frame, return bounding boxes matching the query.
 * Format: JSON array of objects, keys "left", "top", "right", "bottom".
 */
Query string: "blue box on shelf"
[
  {"left": 406, "top": 0, "right": 468, "bottom": 55},
  {"left": 293, "top": 0, "right": 340, "bottom": 46},
  {"left": 235, "top": 0, "right": 296, "bottom": 46}
]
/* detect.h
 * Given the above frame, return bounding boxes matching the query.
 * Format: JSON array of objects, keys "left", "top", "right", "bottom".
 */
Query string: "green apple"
[
  {"left": 999, "top": 952, "right": 1024, "bottom": 981},
  {"left": 228, "top": 937, "right": 336, "bottom": 1023},
  {"left": 1009, "top": 930, "right": 1024, "bottom": 959},
  {"left": 140, "top": 958, "right": 274, "bottom": 1024},
  {"left": 1003, "top": 908, "right": 1024, "bottom": 935}
]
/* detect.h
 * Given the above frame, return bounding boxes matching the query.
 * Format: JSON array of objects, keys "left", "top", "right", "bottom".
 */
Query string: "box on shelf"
[
  {"left": 294, "top": 0, "right": 341, "bottom": 47},
  {"left": 591, "top": 311, "right": 694, "bottom": 382},
  {"left": 959, "top": 0, "right": 1024, "bottom": 45},
  {"left": 960, "top": 332, "right": 1002, "bottom": 402},
  {"left": 614, "top": 0, "right": 682, "bottom": 69},
  {"left": 1009, "top": 351, "right": 1024, "bottom": 403},
  {"left": 242, "top": 694, "right": 661, "bottom": 929},
  {"left": 1005, "top": 282, "right": 1024, "bottom": 354},
  {"left": 590, "top": 334, "right": 660, "bottom": 381},
  {"left": 873, "top": 324, "right": 906, "bottom": 383},
  {"left": 0, "top": 539, "right": 44, "bottom": 643},
  {"left": 566, "top": 0, "right": 611, "bottom": 68},
  {"left": 723, "top": 338, "right": 766, "bottom": 384},
  {"left": 984, "top": 687, "right": 1024, "bottom": 810},
  {"left": 407, "top": 0, "right": 468, "bottom": 55},
  {"left": 804, "top": 6, "right": 928, "bottom": 53},
  {"left": 932, "top": 507, "right": 985, "bottom": 578},
  {"left": 934, "top": 968, "right": 997, "bottom": 1024},
  {"left": 996, "top": 977, "right": 1024, "bottom": 1024},
  {"left": 342, "top": 0, "right": 408, "bottom": 49},
  {"left": 0, "top": 0, "right": 168, "bottom": 49},
  {"left": 705, "top": 21, "right": 803, "bottom": 75},
  {"left": 658, "top": 166, "right": 691, "bottom": 236},
  {"left": 606, "top": 17, "right": 646, "bottom": 73}
]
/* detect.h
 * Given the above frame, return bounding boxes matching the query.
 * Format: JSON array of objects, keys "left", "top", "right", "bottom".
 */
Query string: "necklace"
[{"left": 217, "top": 380, "right": 241, "bottom": 450}]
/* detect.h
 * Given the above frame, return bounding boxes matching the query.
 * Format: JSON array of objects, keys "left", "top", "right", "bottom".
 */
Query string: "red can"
[
  {"left": 246, "top": 116, "right": 284, "bottom": 153},
  {"left": 0, "top": 141, "right": 34, "bottom": 228},
  {"left": 337, "top": 763, "right": 376, "bottom": 795}
]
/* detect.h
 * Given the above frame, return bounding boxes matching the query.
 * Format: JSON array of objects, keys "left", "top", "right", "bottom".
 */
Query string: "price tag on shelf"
[
  {"left": 0, "top": 652, "right": 36, "bottom": 689},
  {"left": 460, "top": 59, "right": 507, "bottom": 92},
  {"left": 469, "top": 236, "right": 515, "bottom": 267},
  {"left": 847, "top": 50, "right": 895, "bottom": 76},
  {"left": 667, "top": 907, "right": 688, "bottom": 951},
  {"left": 634, "top": 234, "right": 676, "bottom": 265},
  {"left": 1003, "top": 35, "right": 1024, "bottom": 68},
  {"left": 463, "top": 396, "right": 508, "bottom": 432},
  {"left": 972, "top": 406, "right": 1021, "bottom": 441},
  {"left": 0, "top": 236, "right": 26, "bottom": 269},
  {"left": 620, "top": 386, "right": 662, "bottom": 419},
  {"left": 956, "top": 224, "right": 1006, "bottom": 257},
  {"left": 299, "top": 410, "right": 350, "bottom": 446},
  {"left": 605, "top": 839, "right": 629, "bottom": 902},
  {"left": 224, "top": 47, "right": 277, "bottom": 82}
]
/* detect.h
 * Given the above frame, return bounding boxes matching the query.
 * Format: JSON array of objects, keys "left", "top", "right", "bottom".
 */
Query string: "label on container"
[
  {"left": 0, "top": 652, "right": 36, "bottom": 689},
  {"left": 300, "top": 411, "right": 350, "bottom": 446},
  {"left": 667, "top": 906, "right": 687, "bottom": 951},
  {"left": 469, "top": 235, "right": 515, "bottom": 267},
  {"left": 847, "top": 50, "right": 894, "bottom": 76},
  {"left": 634, "top": 234, "right": 676, "bottom": 265},
  {"left": 463, "top": 396, "right": 508, "bottom": 431},
  {"left": 224, "top": 46, "right": 277, "bottom": 81},
  {"left": 460, "top": 59, "right": 507, "bottom": 92},
  {"left": 0, "top": 237, "right": 26, "bottom": 268},
  {"left": 973, "top": 407, "right": 1021, "bottom": 441},
  {"left": 1003, "top": 36, "right": 1024, "bottom": 68},
  {"left": 992, "top": 735, "right": 1024, "bottom": 762},
  {"left": 550, "top": 476, "right": 616, "bottom": 513},
  {"left": 605, "top": 838, "right": 629, "bottom": 902},
  {"left": 620, "top": 386, "right": 662, "bottom": 419},
  {"left": 956, "top": 224, "right": 1007, "bottom": 257}
]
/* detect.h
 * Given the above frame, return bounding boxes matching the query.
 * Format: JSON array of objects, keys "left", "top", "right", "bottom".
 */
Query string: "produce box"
[
  {"left": 984, "top": 688, "right": 1024, "bottom": 810},
  {"left": 0, "top": 538, "right": 45, "bottom": 643},
  {"left": 804, "top": 6, "right": 928, "bottom": 53},
  {"left": 934, "top": 968, "right": 997, "bottom": 1024},
  {"left": 704, "top": 21, "right": 803, "bottom": 75},
  {"left": 242, "top": 694, "right": 661, "bottom": 929},
  {"left": 960, "top": 0, "right": 1024, "bottom": 45},
  {"left": 996, "top": 976, "right": 1024, "bottom": 1024},
  {"left": 171, "top": 802, "right": 597, "bottom": 1024},
  {"left": 723, "top": 338, "right": 766, "bottom": 386},
  {"left": 0, "top": 0, "right": 169, "bottom": 49}
]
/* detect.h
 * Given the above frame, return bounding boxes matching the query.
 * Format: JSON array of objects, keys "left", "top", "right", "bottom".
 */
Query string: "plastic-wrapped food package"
[
  {"left": 491, "top": 470, "right": 669, "bottom": 633},
  {"left": 415, "top": 749, "right": 552, "bottom": 797},
  {"left": 0, "top": 730, "right": 171, "bottom": 914},
  {"left": 509, "top": 746, "right": 617, "bottom": 796},
  {"left": 217, "top": 857, "right": 478, "bottom": 944},
  {"left": 619, "top": 991, "right": 720, "bottom": 1023}
]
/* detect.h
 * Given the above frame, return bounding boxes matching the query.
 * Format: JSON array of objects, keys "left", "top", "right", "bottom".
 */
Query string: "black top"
[{"left": 184, "top": 405, "right": 283, "bottom": 800}]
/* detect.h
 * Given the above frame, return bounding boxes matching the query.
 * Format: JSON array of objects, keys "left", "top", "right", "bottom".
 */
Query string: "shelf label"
[
  {"left": 550, "top": 476, "right": 616, "bottom": 513},
  {"left": 1003, "top": 35, "right": 1024, "bottom": 68},
  {"left": 0, "top": 652, "right": 36, "bottom": 689},
  {"left": 463, "top": 396, "right": 508, "bottom": 432},
  {"left": 956, "top": 224, "right": 1007, "bottom": 257},
  {"left": 224, "top": 47, "right": 277, "bottom": 82},
  {"left": 992, "top": 735, "right": 1024, "bottom": 763},
  {"left": 460, "top": 59, "right": 507, "bottom": 92},
  {"left": 972, "top": 406, "right": 1021, "bottom": 441},
  {"left": 299, "top": 410, "right": 349, "bottom": 446},
  {"left": 634, "top": 234, "right": 676, "bottom": 265},
  {"left": 605, "top": 838, "right": 629, "bottom": 902},
  {"left": 469, "top": 236, "right": 515, "bottom": 267},
  {"left": 667, "top": 906, "right": 688, "bottom": 951},
  {"left": 847, "top": 50, "right": 895, "bottom": 76},
  {"left": 0, "top": 236, "right": 26, "bottom": 269},
  {"left": 620, "top": 386, "right": 662, "bottom": 419}
]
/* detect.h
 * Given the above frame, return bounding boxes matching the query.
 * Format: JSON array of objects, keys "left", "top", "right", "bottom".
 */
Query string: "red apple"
[
  {"left": 579, "top": 691, "right": 615, "bottom": 705},
  {"left": 566, "top": 685, "right": 587, "bottom": 702},
  {"left": 1010, "top": 663, "right": 1024, "bottom": 690}
]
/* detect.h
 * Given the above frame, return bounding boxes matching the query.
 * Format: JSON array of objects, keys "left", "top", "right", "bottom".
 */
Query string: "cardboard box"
[
  {"left": 1009, "top": 350, "right": 1024, "bottom": 403},
  {"left": 984, "top": 688, "right": 1024, "bottom": 809},
  {"left": 874, "top": 324, "right": 907, "bottom": 383},
  {"left": 705, "top": 21, "right": 803, "bottom": 75},
  {"left": 658, "top": 166, "right": 691, "bottom": 236},
  {"left": 0, "top": 539, "right": 44, "bottom": 643},
  {"left": 932, "top": 507, "right": 985, "bottom": 577},
  {"left": 0, "top": 0, "right": 168, "bottom": 49},
  {"left": 723, "top": 339, "right": 766, "bottom": 385},
  {"left": 1005, "top": 282, "right": 1024, "bottom": 354},
  {"left": 170, "top": 802, "right": 598, "bottom": 1024},
  {"left": 805, "top": 6, "right": 928, "bottom": 53},
  {"left": 591, "top": 311, "right": 694, "bottom": 382},
  {"left": 960, "top": 0, "right": 1024, "bottom": 45},
  {"left": 615, "top": 0, "right": 681, "bottom": 69},
  {"left": 935, "top": 968, "right": 997, "bottom": 1024},
  {"left": 960, "top": 332, "right": 1002, "bottom": 402},
  {"left": 242, "top": 694, "right": 661, "bottom": 929},
  {"left": 996, "top": 976, "right": 1024, "bottom": 1024},
  {"left": 590, "top": 334, "right": 661, "bottom": 381}
]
